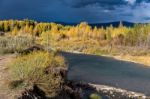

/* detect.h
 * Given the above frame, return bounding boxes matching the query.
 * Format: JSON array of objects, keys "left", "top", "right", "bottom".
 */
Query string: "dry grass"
[
  {"left": 0, "top": 35, "right": 34, "bottom": 54},
  {"left": 116, "top": 55, "right": 150, "bottom": 66}
]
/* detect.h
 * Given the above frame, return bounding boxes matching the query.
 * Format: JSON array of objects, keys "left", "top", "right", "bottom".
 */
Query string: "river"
[{"left": 61, "top": 52, "right": 150, "bottom": 96}]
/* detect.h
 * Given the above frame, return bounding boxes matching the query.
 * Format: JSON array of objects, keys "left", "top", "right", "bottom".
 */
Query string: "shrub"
[
  {"left": 8, "top": 51, "right": 67, "bottom": 97},
  {"left": 89, "top": 93, "right": 102, "bottom": 99},
  {"left": 0, "top": 36, "right": 34, "bottom": 54}
]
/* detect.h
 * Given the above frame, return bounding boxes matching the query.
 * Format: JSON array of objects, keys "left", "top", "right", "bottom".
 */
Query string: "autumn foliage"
[{"left": 1, "top": 19, "right": 150, "bottom": 55}]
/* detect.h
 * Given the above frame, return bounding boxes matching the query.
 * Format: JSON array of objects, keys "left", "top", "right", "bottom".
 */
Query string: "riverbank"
[
  {"left": 89, "top": 83, "right": 148, "bottom": 99},
  {"left": 54, "top": 39, "right": 150, "bottom": 67},
  {"left": 65, "top": 81, "right": 149, "bottom": 99},
  {"left": 109, "top": 55, "right": 150, "bottom": 67},
  {"left": 64, "top": 50, "right": 150, "bottom": 67}
]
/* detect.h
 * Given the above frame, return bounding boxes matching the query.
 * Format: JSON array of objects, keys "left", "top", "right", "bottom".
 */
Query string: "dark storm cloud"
[
  {"left": 0, "top": 0, "right": 150, "bottom": 23},
  {"left": 143, "top": 17, "right": 150, "bottom": 20},
  {"left": 61, "top": 0, "right": 128, "bottom": 8},
  {"left": 60, "top": 0, "right": 150, "bottom": 8},
  {"left": 0, "top": 0, "right": 59, "bottom": 21},
  {"left": 136, "top": 0, "right": 150, "bottom": 3}
]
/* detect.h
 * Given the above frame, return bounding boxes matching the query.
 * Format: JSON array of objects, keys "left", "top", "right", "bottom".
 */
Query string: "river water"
[{"left": 61, "top": 52, "right": 150, "bottom": 95}]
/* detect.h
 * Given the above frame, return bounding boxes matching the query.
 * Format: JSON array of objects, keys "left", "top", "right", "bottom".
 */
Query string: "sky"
[{"left": 0, "top": 0, "right": 150, "bottom": 23}]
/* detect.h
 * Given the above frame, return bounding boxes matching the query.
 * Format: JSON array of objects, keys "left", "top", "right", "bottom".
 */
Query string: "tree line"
[{"left": 1, "top": 19, "right": 150, "bottom": 48}]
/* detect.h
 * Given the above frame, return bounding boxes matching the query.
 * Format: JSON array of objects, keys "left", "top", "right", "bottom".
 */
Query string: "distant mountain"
[
  {"left": 89, "top": 21, "right": 135, "bottom": 28},
  {"left": 55, "top": 21, "right": 136, "bottom": 28}
]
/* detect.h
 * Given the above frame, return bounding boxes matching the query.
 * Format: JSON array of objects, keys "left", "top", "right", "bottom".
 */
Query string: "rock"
[
  {"left": 89, "top": 83, "right": 148, "bottom": 99},
  {"left": 0, "top": 31, "right": 5, "bottom": 36}
]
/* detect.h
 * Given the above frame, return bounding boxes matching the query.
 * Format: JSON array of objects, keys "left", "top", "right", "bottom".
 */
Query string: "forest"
[{"left": 1, "top": 19, "right": 150, "bottom": 55}]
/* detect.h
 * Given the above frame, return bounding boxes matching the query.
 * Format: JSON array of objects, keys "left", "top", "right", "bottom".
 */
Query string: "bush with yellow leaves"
[{"left": 8, "top": 51, "right": 67, "bottom": 97}]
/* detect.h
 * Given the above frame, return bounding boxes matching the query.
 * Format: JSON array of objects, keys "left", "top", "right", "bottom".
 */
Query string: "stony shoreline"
[
  {"left": 89, "top": 83, "right": 148, "bottom": 99},
  {"left": 66, "top": 81, "right": 149, "bottom": 99}
]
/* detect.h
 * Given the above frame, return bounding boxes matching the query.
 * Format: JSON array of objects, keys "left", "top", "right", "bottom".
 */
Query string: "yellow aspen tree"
[{"left": 11, "top": 27, "right": 18, "bottom": 36}]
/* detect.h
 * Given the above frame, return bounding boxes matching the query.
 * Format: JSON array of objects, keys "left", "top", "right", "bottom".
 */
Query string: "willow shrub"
[{"left": 8, "top": 51, "right": 66, "bottom": 97}]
